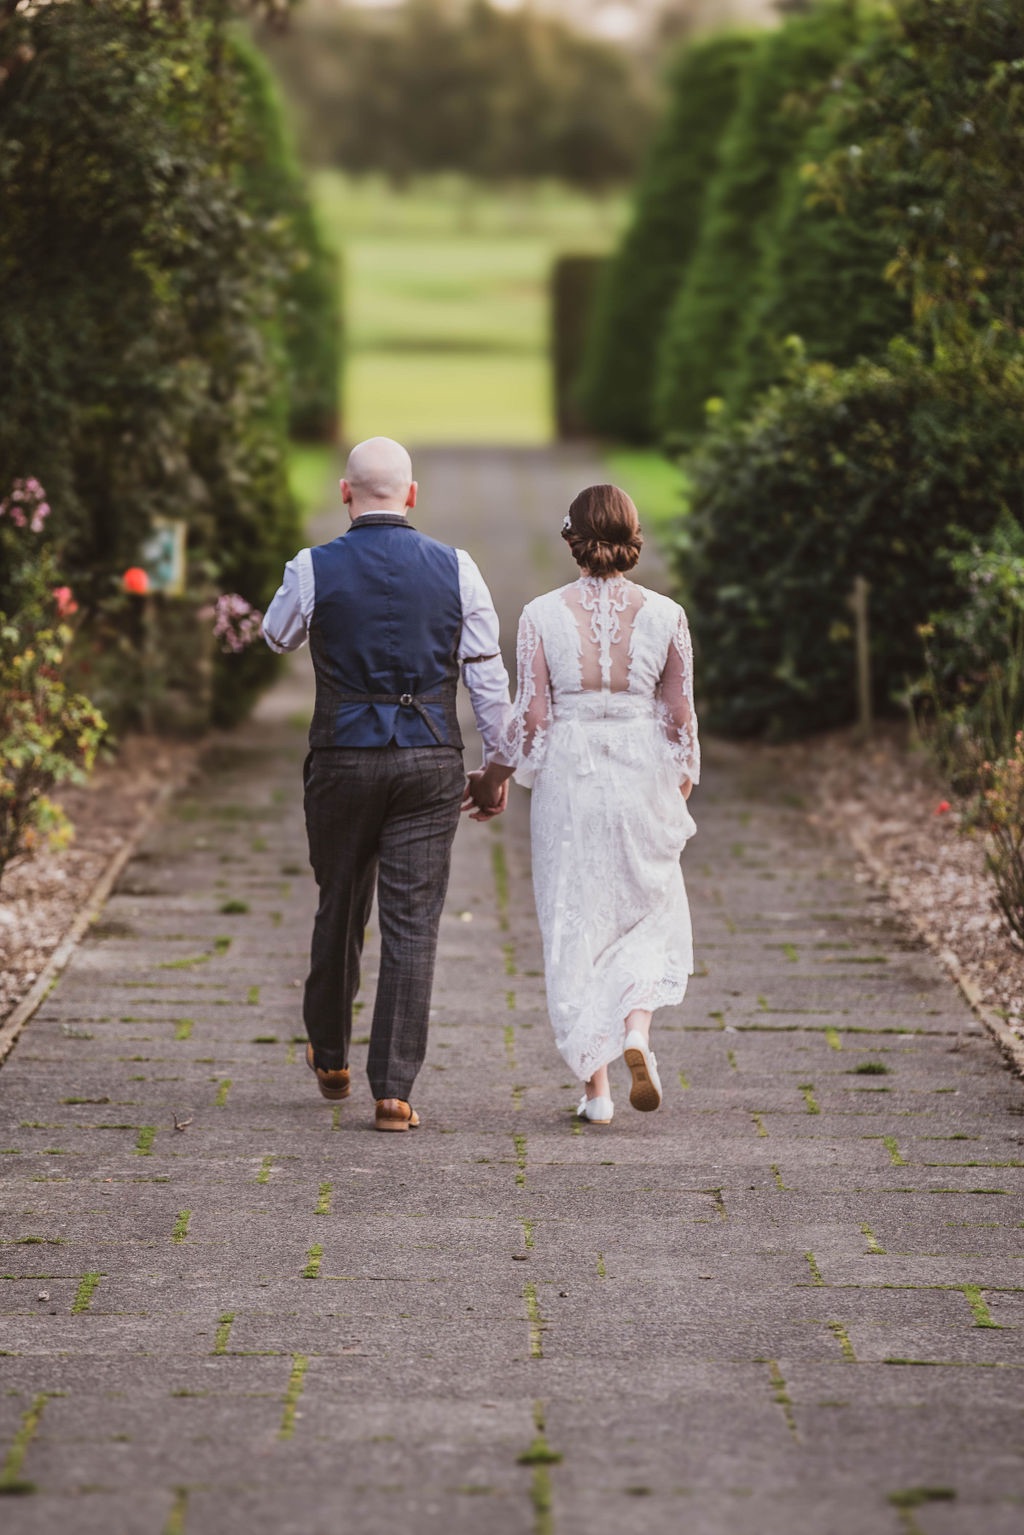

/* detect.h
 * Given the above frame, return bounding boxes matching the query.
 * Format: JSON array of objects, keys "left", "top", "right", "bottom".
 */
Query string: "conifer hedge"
[
  {"left": 0, "top": 5, "right": 332, "bottom": 726},
  {"left": 552, "top": 256, "right": 607, "bottom": 440},
  {"left": 575, "top": 32, "right": 754, "bottom": 444},
  {"left": 653, "top": 2, "right": 861, "bottom": 445},
  {"left": 232, "top": 31, "right": 341, "bottom": 443},
  {"left": 725, "top": 26, "right": 912, "bottom": 415}
]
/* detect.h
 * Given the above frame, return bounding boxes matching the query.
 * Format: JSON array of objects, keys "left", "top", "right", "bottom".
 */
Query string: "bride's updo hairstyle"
[{"left": 561, "top": 484, "right": 643, "bottom": 577}]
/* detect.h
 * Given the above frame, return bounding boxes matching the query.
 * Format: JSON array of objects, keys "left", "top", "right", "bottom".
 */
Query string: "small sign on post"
[
  {"left": 850, "top": 575, "right": 872, "bottom": 737},
  {"left": 141, "top": 518, "right": 187, "bottom": 596}
]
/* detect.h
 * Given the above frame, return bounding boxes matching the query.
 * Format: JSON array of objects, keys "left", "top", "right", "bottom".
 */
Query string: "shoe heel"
[
  {"left": 375, "top": 1118, "right": 409, "bottom": 1132},
  {"left": 317, "top": 1083, "right": 349, "bottom": 1102},
  {"left": 624, "top": 1047, "right": 661, "bottom": 1113}
]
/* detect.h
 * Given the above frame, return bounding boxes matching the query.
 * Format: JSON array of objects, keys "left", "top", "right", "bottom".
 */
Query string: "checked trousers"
[{"left": 302, "top": 745, "right": 465, "bottom": 1101}]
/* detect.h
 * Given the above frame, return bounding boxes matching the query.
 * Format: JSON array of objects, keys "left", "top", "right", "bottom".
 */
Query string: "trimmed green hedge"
[
  {"left": 232, "top": 30, "right": 342, "bottom": 443},
  {"left": 0, "top": 7, "right": 305, "bottom": 728},
  {"left": 726, "top": 15, "right": 911, "bottom": 415},
  {"left": 682, "top": 342, "right": 1024, "bottom": 739},
  {"left": 575, "top": 32, "right": 754, "bottom": 445},
  {"left": 654, "top": 2, "right": 861, "bottom": 445},
  {"left": 551, "top": 256, "right": 607, "bottom": 440}
]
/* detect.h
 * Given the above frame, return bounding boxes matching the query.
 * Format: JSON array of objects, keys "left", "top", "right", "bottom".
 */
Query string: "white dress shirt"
[{"left": 263, "top": 514, "right": 513, "bottom": 764}]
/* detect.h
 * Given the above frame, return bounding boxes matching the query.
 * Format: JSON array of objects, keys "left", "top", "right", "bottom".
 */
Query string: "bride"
[{"left": 465, "top": 484, "right": 699, "bottom": 1124}]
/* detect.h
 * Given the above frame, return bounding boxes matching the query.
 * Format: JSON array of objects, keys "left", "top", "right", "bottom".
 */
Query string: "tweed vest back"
[{"left": 307, "top": 517, "right": 463, "bottom": 751}]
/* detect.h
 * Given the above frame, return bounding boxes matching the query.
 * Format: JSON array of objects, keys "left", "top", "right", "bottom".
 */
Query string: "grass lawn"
[
  {"left": 601, "top": 447, "right": 691, "bottom": 544},
  {"left": 288, "top": 443, "right": 340, "bottom": 525},
  {"left": 314, "top": 173, "right": 626, "bottom": 445}
]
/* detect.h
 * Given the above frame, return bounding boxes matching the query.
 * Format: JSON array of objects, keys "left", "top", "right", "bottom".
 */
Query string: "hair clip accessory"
[{"left": 561, "top": 515, "right": 572, "bottom": 532}]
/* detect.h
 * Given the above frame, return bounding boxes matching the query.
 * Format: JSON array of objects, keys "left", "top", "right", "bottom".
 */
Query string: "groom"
[{"left": 263, "top": 438, "right": 511, "bottom": 1130}]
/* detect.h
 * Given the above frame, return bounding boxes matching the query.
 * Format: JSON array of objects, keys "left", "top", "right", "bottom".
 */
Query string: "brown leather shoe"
[
  {"left": 306, "top": 1043, "right": 351, "bottom": 1102},
  {"left": 375, "top": 1098, "right": 420, "bottom": 1132}
]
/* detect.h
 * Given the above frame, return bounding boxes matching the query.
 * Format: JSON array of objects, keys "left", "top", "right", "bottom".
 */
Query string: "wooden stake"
[{"left": 851, "top": 575, "right": 872, "bottom": 736}]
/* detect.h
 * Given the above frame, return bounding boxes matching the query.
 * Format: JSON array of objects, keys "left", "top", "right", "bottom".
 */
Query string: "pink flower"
[
  {"left": 934, "top": 800, "right": 951, "bottom": 816},
  {"left": 53, "top": 586, "right": 78, "bottom": 618},
  {"left": 211, "top": 593, "right": 264, "bottom": 653},
  {"left": 2, "top": 477, "right": 49, "bottom": 533},
  {"left": 123, "top": 567, "right": 150, "bottom": 596}
]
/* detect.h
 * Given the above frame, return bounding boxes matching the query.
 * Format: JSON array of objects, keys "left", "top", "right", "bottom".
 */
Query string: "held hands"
[{"left": 461, "top": 764, "right": 511, "bottom": 822}]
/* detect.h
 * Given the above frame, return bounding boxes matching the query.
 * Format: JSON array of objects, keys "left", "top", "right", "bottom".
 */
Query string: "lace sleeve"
[
  {"left": 656, "top": 605, "right": 700, "bottom": 786},
  {"left": 496, "top": 608, "right": 551, "bottom": 789}
]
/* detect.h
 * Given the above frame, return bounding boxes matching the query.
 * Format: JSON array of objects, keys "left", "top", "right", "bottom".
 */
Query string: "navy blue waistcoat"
[{"left": 307, "top": 516, "right": 464, "bottom": 751}]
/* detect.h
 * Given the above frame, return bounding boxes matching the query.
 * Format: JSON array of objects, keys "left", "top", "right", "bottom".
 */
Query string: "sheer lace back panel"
[
  {"left": 498, "top": 575, "right": 700, "bottom": 789},
  {"left": 560, "top": 576, "right": 646, "bottom": 693}
]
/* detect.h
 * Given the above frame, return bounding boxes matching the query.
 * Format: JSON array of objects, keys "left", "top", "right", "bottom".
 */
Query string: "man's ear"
[
  {"left": 340, "top": 479, "right": 353, "bottom": 506},
  {"left": 406, "top": 481, "right": 418, "bottom": 510}
]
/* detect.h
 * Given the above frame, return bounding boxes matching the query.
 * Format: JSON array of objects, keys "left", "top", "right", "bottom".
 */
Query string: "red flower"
[
  {"left": 123, "top": 566, "right": 150, "bottom": 596},
  {"left": 934, "top": 800, "right": 951, "bottom": 816},
  {"left": 53, "top": 585, "right": 78, "bottom": 617}
]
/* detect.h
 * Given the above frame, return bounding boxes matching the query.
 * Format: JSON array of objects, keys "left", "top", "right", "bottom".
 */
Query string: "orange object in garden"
[{"left": 123, "top": 566, "right": 150, "bottom": 595}]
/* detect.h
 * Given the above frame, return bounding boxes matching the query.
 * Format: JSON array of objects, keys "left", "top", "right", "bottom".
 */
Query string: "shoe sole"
[
  {"left": 375, "top": 1117, "right": 417, "bottom": 1132},
  {"left": 580, "top": 1115, "right": 613, "bottom": 1125},
  {"left": 624, "top": 1048, "right": 661, "bottom": 1112}
]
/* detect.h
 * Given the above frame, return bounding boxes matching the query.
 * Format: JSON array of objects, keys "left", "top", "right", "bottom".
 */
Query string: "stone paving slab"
[{"left": 2, "top": 447, "right": 1024, "bottom": 1532}]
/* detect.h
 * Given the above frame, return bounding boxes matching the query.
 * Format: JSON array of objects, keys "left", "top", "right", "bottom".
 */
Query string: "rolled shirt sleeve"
[
  {"left": 456, "top": 549, "right": 513, "bottom": 764},
  {"left": 263, "top": 548, "right": 315, "bottom": 654}
]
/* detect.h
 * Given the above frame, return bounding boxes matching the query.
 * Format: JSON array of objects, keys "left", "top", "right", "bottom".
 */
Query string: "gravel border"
[{"left": 790, "top": 724, "right": 1024, "bottom": 1071}]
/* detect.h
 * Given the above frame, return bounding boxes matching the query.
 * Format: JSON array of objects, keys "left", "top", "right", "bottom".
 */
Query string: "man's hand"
[{"left": 461, "top": 765, "right": 511, "bottom": 822}]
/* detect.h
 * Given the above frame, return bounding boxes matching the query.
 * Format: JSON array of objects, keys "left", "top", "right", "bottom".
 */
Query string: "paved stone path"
[{"left": 2, "top": 447, "right": 1023, "bottom": 1535}]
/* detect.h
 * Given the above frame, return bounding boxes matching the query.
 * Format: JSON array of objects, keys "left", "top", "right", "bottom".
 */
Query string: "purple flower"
[{"left": 211, "top": 592, "right": 264, "bottom": 654}]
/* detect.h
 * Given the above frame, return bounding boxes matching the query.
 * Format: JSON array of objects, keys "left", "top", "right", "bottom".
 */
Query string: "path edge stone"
[
  {"left": 847, "top": 824, "right": 1024, "bottom": 1081},
  {"left": 0, "top": 766, "right": 193, "bottom": 1066}
]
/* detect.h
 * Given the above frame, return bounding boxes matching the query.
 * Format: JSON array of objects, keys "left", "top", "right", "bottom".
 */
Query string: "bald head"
[{"left": 341, "top": 437, "right": 417, "bottom": 518}]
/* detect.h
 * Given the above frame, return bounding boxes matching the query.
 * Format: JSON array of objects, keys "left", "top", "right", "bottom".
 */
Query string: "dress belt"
[{"left": 332, "top": 690, "right": 449, "bottom": 746}]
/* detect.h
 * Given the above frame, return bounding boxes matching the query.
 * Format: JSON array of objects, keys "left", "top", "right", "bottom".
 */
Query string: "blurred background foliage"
[{"left": 258, "top": 0, "right": 654, "bottom": 189}]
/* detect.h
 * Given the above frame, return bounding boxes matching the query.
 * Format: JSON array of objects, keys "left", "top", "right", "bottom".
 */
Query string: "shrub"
[
  {"left": 0, "top": 481, "right": 106, "bottom": 886},
  {"left": 0, "top": 4, "right": 300, "bottom": 726},
  {"left": 654, "top": 1, "right": 861, "bottom": 445},
  {"left": 726, "top": 14, "right": 911, "bottom": 416},
  {"left": 978, "top": 739, "right": 1024, "bottom": 945},
  {"left": 575, "top": 32, "right": 755, "bottom": 444},
  {"left": 551, "top": 256, "right": 606, "bottom": 440},
  {"left": 682, "top": 341, "right": 1024, "bottom": 738},
  {"left": 911, "top": 516, "right": 1024, "bottom": 792}
]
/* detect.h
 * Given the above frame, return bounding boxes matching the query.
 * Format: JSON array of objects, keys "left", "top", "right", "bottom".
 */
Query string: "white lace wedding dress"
[{"left": 497, "top": 575, "right": 700, "bottom": 1082}]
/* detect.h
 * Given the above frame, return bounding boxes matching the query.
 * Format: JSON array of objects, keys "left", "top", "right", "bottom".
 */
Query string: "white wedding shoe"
[
  {"left": 623, "top": 1031, "right": 662, "bottom": 1112},
  {"left": 577, "top": 1093, "right": 614, "bottom": 1125}
]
